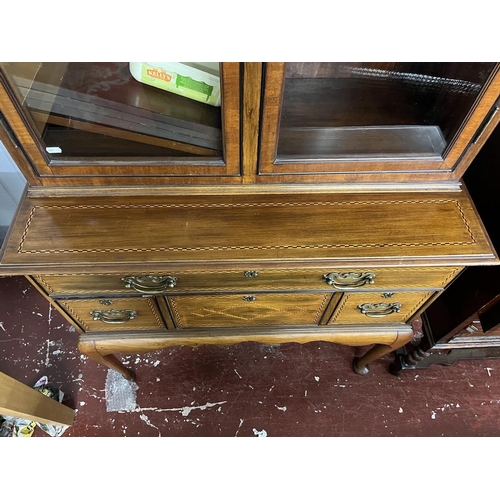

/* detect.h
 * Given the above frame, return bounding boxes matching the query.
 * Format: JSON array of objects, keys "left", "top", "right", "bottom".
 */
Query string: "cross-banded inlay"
[{"left": 18, "top": 199, "right": 475, "bottom": 255}]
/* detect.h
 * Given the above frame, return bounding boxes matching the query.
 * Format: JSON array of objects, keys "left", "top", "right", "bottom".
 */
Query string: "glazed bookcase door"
[
  {"left": 259, "top": 62, "right": 500, "bottom": 181},
  {"left": 0, "top": 62, "right": 241, "bottom": 181}
]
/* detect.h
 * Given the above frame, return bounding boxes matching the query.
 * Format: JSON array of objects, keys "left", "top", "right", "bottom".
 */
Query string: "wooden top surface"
[{"left": 0, "top": 190, "right": 497, "bottom": 273}]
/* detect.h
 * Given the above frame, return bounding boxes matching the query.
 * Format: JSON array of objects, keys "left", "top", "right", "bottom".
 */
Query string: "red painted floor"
[{"left": 2, "top": 275, "right": 500, "bottom": 437}]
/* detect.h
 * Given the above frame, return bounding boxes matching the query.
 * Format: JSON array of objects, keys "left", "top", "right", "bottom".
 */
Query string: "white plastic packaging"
[{"left": 129, "top": 62, "right": 221, "bottom": 106}]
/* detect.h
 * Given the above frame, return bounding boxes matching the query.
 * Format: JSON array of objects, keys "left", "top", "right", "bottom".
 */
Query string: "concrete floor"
[{"left": 2, "top": 274, "right": 500, "bottom": 437}]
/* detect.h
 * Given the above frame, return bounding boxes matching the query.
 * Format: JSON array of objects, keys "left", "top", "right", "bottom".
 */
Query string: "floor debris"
[{"left": 105, "top": 369, "right": 139, "bottom": 412}]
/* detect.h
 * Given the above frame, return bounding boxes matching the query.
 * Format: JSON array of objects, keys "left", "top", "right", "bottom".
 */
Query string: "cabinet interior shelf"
[{"left": 278, "top": 76, "right": 480, "bottom": 160}]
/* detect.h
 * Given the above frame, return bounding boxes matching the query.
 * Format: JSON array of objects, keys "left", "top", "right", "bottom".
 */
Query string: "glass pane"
[
  {"left": 278, "top": 62, "right": 497, "bottom": 160},
  {"left": 0, "top": 62, "right": 222, "bottom": 160},
  {"left": 0, "top": 140, "right": 27, "bottom": 247}
]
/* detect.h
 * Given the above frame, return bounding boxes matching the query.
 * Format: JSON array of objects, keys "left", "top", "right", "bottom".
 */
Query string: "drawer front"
[
  {"left": 329, "top": 291, "right": 435, "bottom": 324},
  {"left": 34, "top": 267, "right": 461, "bottom": 296},
  {"left": 57, "top": 297, "right": 166, "bottom": 332},
  {"left": 167, "top": 293, "right": 333, "bottom": 328}
]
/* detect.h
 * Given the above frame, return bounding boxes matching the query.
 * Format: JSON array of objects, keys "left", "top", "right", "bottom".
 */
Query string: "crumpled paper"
[{"left": 0, "top": 376, "right": 69, "bottom": 437}]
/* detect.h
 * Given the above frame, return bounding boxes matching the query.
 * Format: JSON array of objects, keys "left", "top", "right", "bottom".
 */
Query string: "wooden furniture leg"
[
  {"left": 78, "top": 339, "right": 135, "bottom": 381},
  {"left": 353, "top": 331, "right": 414, "bottom": 375},
  {"left": 0, "top": 372, "right": 74, "bottom": 426}
]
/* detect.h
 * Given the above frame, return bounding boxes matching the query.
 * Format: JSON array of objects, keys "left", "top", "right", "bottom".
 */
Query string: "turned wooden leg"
[
  {"left": 78, "top": 340, "right": 135, "bottom": 381},
  {"left": 353, "top": 331, "right": 414, "bottom": 375},
  {"left": 389, "top": 346, "right": 433, "bottom": 375}
]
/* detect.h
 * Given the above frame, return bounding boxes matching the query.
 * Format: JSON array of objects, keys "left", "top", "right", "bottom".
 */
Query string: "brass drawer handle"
[
  {"left": 357, "top": 302, "right": 402, "bottom": 318},
  {"left": 243, "top": 295, "right": 257, "bottom": 302},
  {"left": 122, "top": 275, "right": 177, "bottom": 294},
  {"left": 323, "top": 272, "right": 376, "bottom": 290},
  {"left": 90, "top": 309, "right": 137, "bottom": 324}
]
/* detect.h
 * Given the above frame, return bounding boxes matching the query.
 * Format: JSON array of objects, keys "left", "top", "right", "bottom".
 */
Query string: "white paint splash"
[
  {"left": 235, "top": 419, "right": 244, "bottom": 437},
  {"left": 436, "top": 403, "right": 459, "bottom": 412},
  {"left": 430, "top": 403, "right": 461, "bottom": 419},
  {"left": 45, "top": 339, "right": 55, "bottom": 367},
  {"left": 134, "top": 401, "right": 227, "bottom": 417},
  {"left": 140, "top": 414, "right": 161, "bottom": 436},
  {"left": 234, "top": 369, "right": 243, "bottom": 379},
  {"left": 0, "top": 322, "right": 6, "bottom": 332},
  {"left": 253, "top": 428, "right": 268, "bottom": 437},
  {"left": 486, "top": 367, "right": 493, "bottom": 377},
  {"left": 276, "top": 405, "right": 287, "bottom": 412},
  {"left": 399, "top": 407, "right": 404, "bottom": 413},
  {"left": 314, "top": 376, "right": 320, "bottom": 382}
]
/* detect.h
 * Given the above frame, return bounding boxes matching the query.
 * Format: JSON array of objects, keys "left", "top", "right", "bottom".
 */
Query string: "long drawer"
[
  {"left": 57, "top": 297, "right": 166, "bottom": 333},
  {"left": 328, "top": 291, "right": 435, "bottom": 324},
  {"left": 33, "top": 267, "right": 461, "bottom": 296}
]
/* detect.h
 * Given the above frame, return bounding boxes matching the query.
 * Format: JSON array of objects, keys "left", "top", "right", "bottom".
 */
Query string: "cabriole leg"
[
  {"left": 78, "top": 339, "right": 135, "bottom": 381},
  {"left": 353, "top": 331, "right": 414, "bottom": 375}
]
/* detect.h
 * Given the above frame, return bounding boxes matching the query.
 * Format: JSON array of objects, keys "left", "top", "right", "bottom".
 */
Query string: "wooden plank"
[
  {"left": 0, "top": 371, "right": 74, "bottom": 427},
  {"left": 30, "top": 111, "right": 219, "bottom": 157},
  {"left": 79, "top": 323, "right": 413, "bottom": 353},
  {"left": 278, "top": 125, "right": 446, "bottom": 159},
  {"left": 242, "top": 62, "right": 262, "bottom": 183},
  {"left": 0, "top": 190, "right": 496, "bottom": 269}
]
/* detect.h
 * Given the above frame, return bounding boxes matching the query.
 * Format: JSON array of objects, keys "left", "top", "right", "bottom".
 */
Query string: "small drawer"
[
  {"left": 167, "top": 292, "right": 334, "bottom": 329},
  {"left": 329, "top": 291, "right": 435, "bottom": 324},
  {"left": 57, "top": 297, "right": 166, "bottom": 332},
  {"left": 34, "top": 266, "right": 461, "bottom": 296}
]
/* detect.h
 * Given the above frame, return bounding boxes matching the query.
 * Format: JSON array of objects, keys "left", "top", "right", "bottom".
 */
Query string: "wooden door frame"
[
  {"left": 258, "top": 62, "right": 500, "bottom": 185},
  {"left": 0, "top": 63, "right": 248, "bottom": 186}
]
